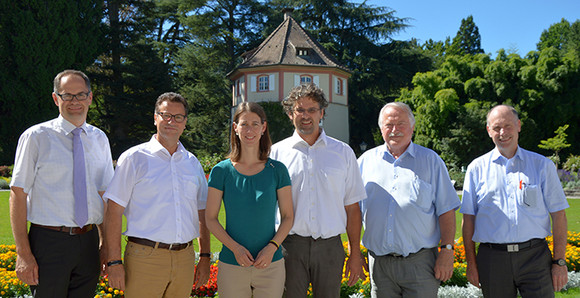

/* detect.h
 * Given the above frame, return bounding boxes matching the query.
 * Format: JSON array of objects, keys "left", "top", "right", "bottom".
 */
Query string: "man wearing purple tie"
[{"left": 9, "top": 70, "right": 114, "bottom": 297}]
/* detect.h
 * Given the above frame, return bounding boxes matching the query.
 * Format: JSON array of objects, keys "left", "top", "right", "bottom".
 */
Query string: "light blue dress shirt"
[
  {"left": 358, "top": 142, "right": 460, "bottom": 256},
  {"left": 460, "top": 147, "right": 568, "bottom": 244}
]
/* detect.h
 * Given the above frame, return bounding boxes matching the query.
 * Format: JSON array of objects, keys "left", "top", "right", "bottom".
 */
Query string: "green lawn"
[
  {"left": 0, "top": 191, "right": 226, "bottom": 253},
  {"left": 2, "top": 190, "right": 579, "bottom": 251}
]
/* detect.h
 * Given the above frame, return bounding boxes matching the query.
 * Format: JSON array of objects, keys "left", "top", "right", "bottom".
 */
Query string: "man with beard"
[
  {"left": 461, "top": 105, "right": 568, "bottom": 297},
  {"left": 357, "top": 102, "right": 459, "bottom": 297},
  {"left": 270, "top": 83, "right": 367, "bottom": 297}
]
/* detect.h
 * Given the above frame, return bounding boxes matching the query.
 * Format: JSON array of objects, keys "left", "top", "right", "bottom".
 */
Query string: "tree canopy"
[
  {"left": 0, "top": 1, "right": 578, "bottom": 170},
  {"left": 0, "top": 0, "right": 104, "bottom": 164}
]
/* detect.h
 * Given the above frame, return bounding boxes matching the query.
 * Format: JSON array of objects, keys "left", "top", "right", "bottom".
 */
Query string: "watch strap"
[{"left": 440, "top": 244, "right": 454, "bottom": 250}]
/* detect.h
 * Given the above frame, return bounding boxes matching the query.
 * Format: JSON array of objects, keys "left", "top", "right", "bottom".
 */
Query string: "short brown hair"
[
  {"left": 228, "top": 102, "right": 272, "bottom": 162},
  {"left": 155, "top": 92, "right": 189, "bottom": 115}
]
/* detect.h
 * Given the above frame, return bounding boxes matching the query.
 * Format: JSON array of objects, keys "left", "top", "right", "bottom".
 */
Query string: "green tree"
[
  {"left": 538, "top": 124, "right": 571, "bottom": 167},
  {"left": 537, "top": 18, "right": 571, "bottom": 52},
  {"left": 399, "top": 42, "right": 580, "bottom": 168},
  {"left": 0, "top": 0, "right": 104, "bottom": 164},
  {"left": 266, "top": 0, "right": 430, "bottom": 150},
  {"left": 87, "top": 0, "right": 173, "bottom": 158},
  {"left": 449, "top": 15, "right": 484, "bottom": 55},
  {"left": 174, "top": 0, "right": 269, "bottom": 155}
]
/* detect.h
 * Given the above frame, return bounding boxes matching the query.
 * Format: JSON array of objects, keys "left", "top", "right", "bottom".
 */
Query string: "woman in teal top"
[{"left": 205, "top": 102, "right": 294, "bottom": 298}]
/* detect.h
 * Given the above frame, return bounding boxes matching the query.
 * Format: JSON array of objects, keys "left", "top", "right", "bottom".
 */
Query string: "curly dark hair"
[{"left": 282, "top": 83, "right": 328, "bottom": 118}]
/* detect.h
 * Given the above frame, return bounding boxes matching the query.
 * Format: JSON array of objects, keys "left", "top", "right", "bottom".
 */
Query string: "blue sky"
[{"left": 366, "top": 0, "right": 580, "bottom": 56}]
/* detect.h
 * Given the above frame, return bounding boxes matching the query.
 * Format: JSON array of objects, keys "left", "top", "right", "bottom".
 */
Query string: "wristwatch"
[
  {"left": 553, "top": 258, "right": 566, "bottom": 266},
  {"left": 440, "top": 244, "right": 454, "bottom": 251}
]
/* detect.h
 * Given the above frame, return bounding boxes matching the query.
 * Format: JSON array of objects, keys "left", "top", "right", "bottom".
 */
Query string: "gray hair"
[{"left": 378, "top": 102, "right": 415, "bottom": 127}]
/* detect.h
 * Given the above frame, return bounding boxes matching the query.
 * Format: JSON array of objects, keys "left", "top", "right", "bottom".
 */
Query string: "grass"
[
  {"left": 2, "top": 190, "right": 579, "bottom": 252},
  {"left": 0, "top": 191, "right": 226, "bottom": 253}
]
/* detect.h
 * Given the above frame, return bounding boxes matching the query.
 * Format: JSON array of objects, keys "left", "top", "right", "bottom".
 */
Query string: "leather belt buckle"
[{"left": 507, "top": 244, "right": 519, "bottom": 252}]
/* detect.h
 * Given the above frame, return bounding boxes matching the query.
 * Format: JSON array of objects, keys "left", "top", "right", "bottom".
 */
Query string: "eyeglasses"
[
  {"left": 57, "top": 92, "right": 90, "bottom": 101},
  {"left": 156, "top": 112, "right": 186, "bottom": 123},
  {"left": 294, "top": 107, "right": 321, "bottom": 115}
]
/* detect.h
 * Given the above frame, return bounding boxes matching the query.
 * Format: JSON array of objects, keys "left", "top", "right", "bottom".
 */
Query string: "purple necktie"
[{"left": 72, "top": 127, "right": 88, "bottom": 227}]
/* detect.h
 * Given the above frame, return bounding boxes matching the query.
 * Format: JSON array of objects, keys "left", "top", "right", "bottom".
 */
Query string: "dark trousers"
[
  {"left": 282, "top": 234, "right": 345, "bottom": 298},
  {"left": 29, "top": 225, "right": 100, "bottom": 298},
  {"left": 477, "top": 239, "right": 554, "bottom": 298}
]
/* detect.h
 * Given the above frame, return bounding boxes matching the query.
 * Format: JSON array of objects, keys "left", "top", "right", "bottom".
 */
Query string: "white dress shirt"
[
  {"left": 104, "top": 135, "right": 208, "bottom": 244},
  {"left": 271, "top": 130, "right": 366, "bottom": 239},
  {"left": 10, "top": 116, "right": 114, "bottom": 226}
]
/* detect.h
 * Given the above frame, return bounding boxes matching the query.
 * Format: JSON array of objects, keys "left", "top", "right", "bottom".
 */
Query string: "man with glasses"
[
  {"left": 270, "top": 83, "right": 367, "bottom": 297},
  {"left": 103, "top": 92, "right": 211, "bottom": 297},
  {"left": 10, "top": 69, "right": 115, "bottom": 296}
]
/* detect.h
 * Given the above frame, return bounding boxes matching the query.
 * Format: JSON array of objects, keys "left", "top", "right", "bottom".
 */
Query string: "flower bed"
[
  {"left": 0, "top": 245, "right": 219, "bottom": 298},
  {"left": 3, "top": 233, "right": 580, "bottom": 298}
]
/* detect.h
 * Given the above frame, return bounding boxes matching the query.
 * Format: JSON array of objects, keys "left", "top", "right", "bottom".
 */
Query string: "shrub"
[
  {"left": 0, "top": 165, "right": 12, "bottom": 177},
  {"left": 448, "top": 168, "right": 465, "bottom": 190},
  {"left": 0, "top": 178, "right": 9, "bottom": 189},
  {"left": 564, "top": 155, "right": 580, "bottom": 174},
  {"left": 197, "top": 153, "right": 225, "bottom": 175},
  {"left": 558, "top": 169, "right": 579, "bottom": 189}
]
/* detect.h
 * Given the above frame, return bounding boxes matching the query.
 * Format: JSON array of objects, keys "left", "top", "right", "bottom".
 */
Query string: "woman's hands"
[
  {"left": 235, "top": 242, "right": 277, "bottom": 269},
  {"left": 253, "top": 242, "right": 277, "bottom": 269},
  {"left": 234, "top": 244, "right": 255, "bottom": 267}
]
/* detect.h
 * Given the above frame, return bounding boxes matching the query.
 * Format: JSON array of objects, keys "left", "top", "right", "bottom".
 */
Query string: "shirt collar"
[
  {"left": 57, "top": 115, "right": 87, "bottom": 135},
  {"left": 290, "top": 129, "right": 328, "bottom": 148},
  {"left": 491, "top": 146, "right": 522, "bottom": 163},
  {"left": 383, "top": 141, "right": 416, "bottom": 160},
  {"left": 149, "top": 135, "right": 185, "bottom": 156}
]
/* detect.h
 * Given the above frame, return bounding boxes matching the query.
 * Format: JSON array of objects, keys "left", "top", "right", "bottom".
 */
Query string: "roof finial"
[{"left": 282, "top": 8, "right": 294, "bottom": 20}]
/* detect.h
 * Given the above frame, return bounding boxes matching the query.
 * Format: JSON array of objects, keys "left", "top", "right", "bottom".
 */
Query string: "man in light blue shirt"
[
  {"left": 358, "top": 102, "right": 460, "bottom": 298},
  {"left": 461, "top": 105, "right": 568, "bottom": 297}
]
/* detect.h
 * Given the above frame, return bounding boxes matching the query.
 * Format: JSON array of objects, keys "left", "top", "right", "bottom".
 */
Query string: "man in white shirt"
[
  {"left": 104, "top": 92, "right": 211, "bottom": 298},
  {"left": 270, "top": 83, "right": 367, "bottom": 297},
  {"left": 10, "top": 69, "right": 115, "bottom": 297}
]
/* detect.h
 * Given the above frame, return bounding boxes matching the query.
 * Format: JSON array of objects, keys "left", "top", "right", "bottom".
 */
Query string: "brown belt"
[
  {"left": 128, "top": 236, "right": 192, "bottom": 251},
  {"left": 31, "top": 223, "right": 95, "bottom": 235}
]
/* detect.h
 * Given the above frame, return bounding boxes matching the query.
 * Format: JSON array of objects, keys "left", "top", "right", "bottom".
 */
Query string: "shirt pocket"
[
  {"left": 320, "top": 166, "right": 346, "bottom": 191},
  {"left": 410, "top": 175, "right": 433, "bottom": 211},
  {"left": 521, "top": 184, "right": 540, "bottom": 209},
  {"left": 181, "top": 175, "right": 201, "bottom": 204}
]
